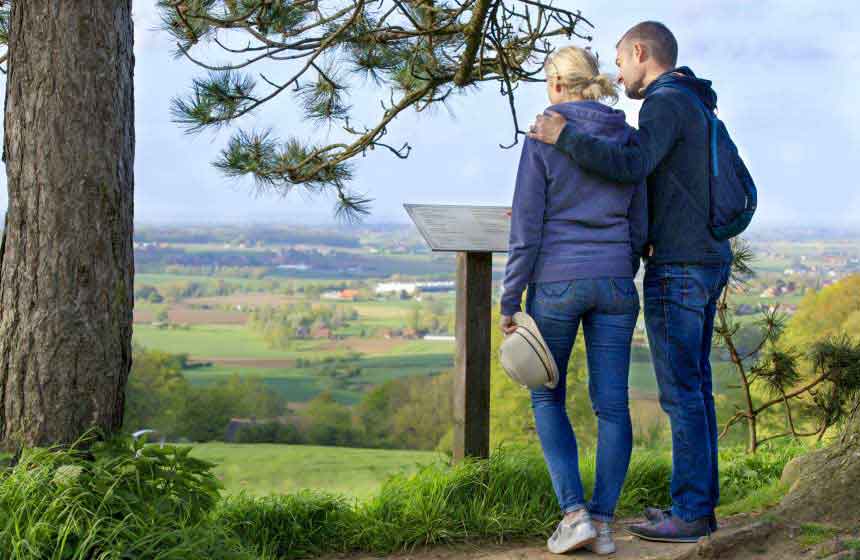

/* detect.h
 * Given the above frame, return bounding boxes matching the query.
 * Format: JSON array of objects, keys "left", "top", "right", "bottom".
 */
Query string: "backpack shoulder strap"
[{"left": 651, "top": 83, "right": 719, "bottom": 177}]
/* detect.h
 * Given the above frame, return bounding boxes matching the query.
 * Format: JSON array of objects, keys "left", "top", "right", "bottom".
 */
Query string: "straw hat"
[{"left": 499, "top": 312, "right": 559, "bottom": 390}]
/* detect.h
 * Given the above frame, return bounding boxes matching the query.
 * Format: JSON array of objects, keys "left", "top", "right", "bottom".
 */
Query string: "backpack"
[{"left": 655, "top": 83, "right": 757, "bottom": 241}]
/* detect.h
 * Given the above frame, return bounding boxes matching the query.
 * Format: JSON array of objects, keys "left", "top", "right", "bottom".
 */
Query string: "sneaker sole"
[
  {"left": 643, "top": 514, "right": 719, "bottom": 534},
  {"left": 585, "top": 543, "right": 616, "bottom": 555},
  {"left": 548, "top": 535, "right": 597, "bottom": 555},
  {"left": 624, "top": 527, "right": 707, "bottom": 543}
]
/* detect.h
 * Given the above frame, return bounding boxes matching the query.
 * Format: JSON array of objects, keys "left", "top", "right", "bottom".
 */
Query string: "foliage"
[
  {"left": 247, "top": 302, "right": 359, "bottom": 348},
  {"left": 781, "top": 274, "right": 860, "bottom": 350},
  {"left": 158, "top": 0, "right": 594, "bottom": 218},
  {"left": 125, "top": 348, "right": 284, "bottom": 442},
  {"left": 715, "top": 241, "right": 860, "bottom": 452},
  {"left": 135, "top": 284, "right": 165, "bottom": 303},
  {"left": 0, "top": 433, "right": 254, "bottom": 559},
  {"left": 188, "top": 443, "right": 442, "bottom": 498},
  {"left": 302, "top": 391, "right": 360, "bottom": 447},
  {"left": 215, "top": 442, "right": 796, "bottom": 558},
  {"left": 0, "top": 433, "right": 802, "bottom": 558}
]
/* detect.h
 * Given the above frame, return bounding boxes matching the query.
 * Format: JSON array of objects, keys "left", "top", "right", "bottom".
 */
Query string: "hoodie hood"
[
  {"left": 546, "top": 100, "right": 632, "bottom": 144},
  {"left": 645, "top": 66, "right": 718, "bottom": 110}
]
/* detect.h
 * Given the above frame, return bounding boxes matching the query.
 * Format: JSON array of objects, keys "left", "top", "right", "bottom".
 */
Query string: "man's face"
[{"left": 615, "top": 41, "right": 647, "bottom": 100}]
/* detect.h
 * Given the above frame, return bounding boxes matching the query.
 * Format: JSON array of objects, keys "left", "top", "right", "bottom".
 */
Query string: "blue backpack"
[{"left": 655, "top": 84, "right": 757, "bottom": 241}]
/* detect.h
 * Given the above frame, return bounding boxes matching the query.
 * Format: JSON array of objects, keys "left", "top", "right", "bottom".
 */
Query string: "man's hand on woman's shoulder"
[{"left": 527, "top": 110, "right": 566, "bottom": 145}]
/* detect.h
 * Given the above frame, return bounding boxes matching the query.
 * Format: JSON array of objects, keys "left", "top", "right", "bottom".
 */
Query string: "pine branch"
[{"left": 161, "top": 0, "right": 594, "bottom": 218}]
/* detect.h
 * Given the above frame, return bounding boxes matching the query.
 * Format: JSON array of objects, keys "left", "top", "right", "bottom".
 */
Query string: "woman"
[{"left": 500, "top": 46, "right": 647, "bottom": 555}]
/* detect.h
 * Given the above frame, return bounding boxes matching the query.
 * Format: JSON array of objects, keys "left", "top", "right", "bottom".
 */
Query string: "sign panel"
[{"left": 404, "top": 204, "right": 511, "bottom": 253}]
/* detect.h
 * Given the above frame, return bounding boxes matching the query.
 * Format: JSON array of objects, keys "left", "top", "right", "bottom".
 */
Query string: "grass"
[
  {"left": 798, "top": 523, "right": 840, "bottom": 546},
  {"left": 214, "top": 442, "right": 800, "bottom": 558},
  {"left": 716, "top": 480, "right": 788, "bottom": 516},
  {"left": 184, "top": 367, "right": 325, "bottom": 402},
  {"left": 629, "top": 358, "right": 739, "bottom": 396},
  {"left": 136, "top": 272, "right": 276, "bottom": 290},
  {"left": 181, "top": 348, "right": 454, "bottom": 405},
  {"left": 0, "top": 438, "right": 806, "bottom": 559},
  {"left": 134, "top": 324, "right": 328, "bottom": 359},
  {"left": 189, "top": 443, "right": 444, "bottom": 499}
]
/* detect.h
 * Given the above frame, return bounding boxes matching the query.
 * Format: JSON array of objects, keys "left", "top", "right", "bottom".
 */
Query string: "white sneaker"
[
  {"left": 547, "top": 510, "right": 597, "bottom": 554},
  {"left": 585, "top": 521, "right": 616, "bottom": 555}
]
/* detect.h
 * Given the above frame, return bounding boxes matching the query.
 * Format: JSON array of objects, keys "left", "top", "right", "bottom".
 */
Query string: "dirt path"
[
  {"left": 348, "top": 532, "right": 694, "bottom": 560},
  {"left": 326, "top": 516, "right": 762, "bottom": 560}
]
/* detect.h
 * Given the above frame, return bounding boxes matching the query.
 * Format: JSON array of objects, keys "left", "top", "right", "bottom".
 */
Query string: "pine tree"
[
  {"left": 0, "top": 1, "right": 135, "bottom": 450},
  {"left": 158, "top": 0, "right": 593, "bottom": 218}
]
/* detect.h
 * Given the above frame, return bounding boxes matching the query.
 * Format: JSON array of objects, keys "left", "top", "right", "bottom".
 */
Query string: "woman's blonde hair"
[{"left": 544, "top": 46, "right": 618, "bottom": 103}]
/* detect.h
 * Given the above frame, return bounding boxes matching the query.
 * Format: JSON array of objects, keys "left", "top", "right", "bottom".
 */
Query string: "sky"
[{"left": 0, "top": 1, "right": 857, "bottom": 228}]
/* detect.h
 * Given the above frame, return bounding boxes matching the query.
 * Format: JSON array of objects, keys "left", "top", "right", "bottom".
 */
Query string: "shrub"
[{"left": 0, "top": 433, "right": 254, "bottom": 559}]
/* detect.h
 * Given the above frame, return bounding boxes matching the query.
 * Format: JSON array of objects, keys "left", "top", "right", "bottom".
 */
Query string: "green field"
[
  {"left": 136, "top": 273, "right": 276, "bottom": 289},
  {"left": 133, "top": 324, "right": 325, "bottom": 359},
  {"left": 188, "top": 443, "right": 444, "bottom": 498},
  {"left": 181, "top": 349, "right": 454, "bottom": 405}
]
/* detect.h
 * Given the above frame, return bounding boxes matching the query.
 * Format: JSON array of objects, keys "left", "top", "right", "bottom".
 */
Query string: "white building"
[{"left": 375, "top": 282, "right": 418, "bottom": 295}]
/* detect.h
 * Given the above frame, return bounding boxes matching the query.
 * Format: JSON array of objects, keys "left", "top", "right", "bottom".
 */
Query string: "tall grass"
[
  {"left": 217, "top": 446, "right": 669, "bottom": 557},
  {"left": 0, "top": 438, "right": 805, "bottom": 559},
  {"left": 0, "top": 435, "right": 255, "bottom": 559}
]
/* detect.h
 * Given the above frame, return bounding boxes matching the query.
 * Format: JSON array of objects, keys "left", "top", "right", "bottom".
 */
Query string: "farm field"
[
  {"left": 187, "top": 443, "right": 444, "bottom": 498},
  {"left": 133, "top": 318, "right": 456, "bottom": 404},
  {"left": 131, "top": 282, "right": 747, "bottom": 407}
]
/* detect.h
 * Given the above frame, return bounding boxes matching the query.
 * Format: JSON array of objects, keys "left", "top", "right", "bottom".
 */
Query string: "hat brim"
[{"left": 512, "top": 311, "right": 560, "bottom": 389}]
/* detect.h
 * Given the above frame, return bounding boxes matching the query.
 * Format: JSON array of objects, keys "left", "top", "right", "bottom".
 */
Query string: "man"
[{"left": 528, "top": 21, "right": 732, "bottom": 543}]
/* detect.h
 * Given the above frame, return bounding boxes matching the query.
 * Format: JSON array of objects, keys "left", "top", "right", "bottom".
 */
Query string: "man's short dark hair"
[{"left": 617, "top": 21, "right": 678, "bottom": 68}]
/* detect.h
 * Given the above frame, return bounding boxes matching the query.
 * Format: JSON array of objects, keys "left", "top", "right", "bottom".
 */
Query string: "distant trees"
[
  {"left": 135, "top": 285, "right": 165, "bottom": 304},
  {"left": 127, "top": 347, "right": 453, "bottom": 450},
  {"left": 124, "top": 348, "right": 283, "bottom": 442},
  {"left": 401, "top": 298, "right": 455, "bottom": 335},
  {"left": 248, "top": 303, "right": 359, "bottom": 347},
  {"left": 780, "top": 274, "right": 860, "bottom": 350}
]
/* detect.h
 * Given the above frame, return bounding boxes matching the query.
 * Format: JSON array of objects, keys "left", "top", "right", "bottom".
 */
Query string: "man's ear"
[{"left": 633, "top": 42, "right": 646, "bottom": 63}]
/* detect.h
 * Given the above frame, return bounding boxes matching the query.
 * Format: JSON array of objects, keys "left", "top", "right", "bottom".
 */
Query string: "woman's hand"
[
  {"left": 500, "top": 315, "right": 518, "bottom": 335},
  {"left": 527, "top": 111, "right": 566, "bottom": 145}
]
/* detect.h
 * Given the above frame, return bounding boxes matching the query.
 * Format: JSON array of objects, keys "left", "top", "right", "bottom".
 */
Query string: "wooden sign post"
[{"left": 404, "top": 204, "right": 510, "bottom": 462}]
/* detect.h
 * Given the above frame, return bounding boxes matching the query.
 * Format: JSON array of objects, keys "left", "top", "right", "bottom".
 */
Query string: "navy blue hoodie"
[
  {"left": 554, "top": 67, "right": 733, "bottom": 266},
  {"left": 500, "top": 100, "right": 647, "bottom": 316}
]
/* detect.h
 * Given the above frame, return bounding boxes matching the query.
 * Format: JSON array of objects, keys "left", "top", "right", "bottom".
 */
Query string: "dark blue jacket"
[
  {"left": 501, "top": 101, "right": 648, "bottom": 316},
  {"left": 555, "top": 67, "right": 732, "bottom": 266}
]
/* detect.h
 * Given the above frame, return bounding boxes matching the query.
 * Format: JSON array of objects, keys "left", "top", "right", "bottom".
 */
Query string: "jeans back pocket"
[
  {"left": 537, "top": 280, "right": 574, "bottom": 300},
  {"left": 608, "top": 278, "right": 640, "bottom": 314}
]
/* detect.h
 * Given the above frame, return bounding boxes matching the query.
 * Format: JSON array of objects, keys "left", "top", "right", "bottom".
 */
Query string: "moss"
[{"left": 798, "top": 523, "right": 840, "bottom": 547}]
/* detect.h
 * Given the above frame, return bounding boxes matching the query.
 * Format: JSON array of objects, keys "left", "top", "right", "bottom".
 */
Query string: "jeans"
[
  {"left": 643, "top": 262, "right": 731, "bottom": 522},
  {"left": 526, "top": 277, "right": 640, "bottom": 522}
]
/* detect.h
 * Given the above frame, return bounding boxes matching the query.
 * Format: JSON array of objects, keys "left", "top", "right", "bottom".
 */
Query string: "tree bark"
[{"left": 0, "top": 1, "right": 134, "bottom": 449}]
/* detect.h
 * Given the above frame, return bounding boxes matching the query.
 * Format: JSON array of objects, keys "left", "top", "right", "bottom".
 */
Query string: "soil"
[
  {"left": 323, "top": 515, "right": 860, "bottom": 560},
  {"left": 134, "top": 306, "right": 248, "bottom": 325},
  {"left": 323, "top": 516, "right": 748, "bottom": 560},
  {"left": 182, "top": 293, "right": 298, "bottom": 307}
]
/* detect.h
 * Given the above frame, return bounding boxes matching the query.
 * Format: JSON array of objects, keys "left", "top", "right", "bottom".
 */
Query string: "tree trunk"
[{"left": 0, "top": 1, "right": 134, "bottom": 449}]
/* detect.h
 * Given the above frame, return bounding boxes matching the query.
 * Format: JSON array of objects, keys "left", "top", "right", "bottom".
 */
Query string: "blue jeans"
[
  {"left": 526, "top": 277, "right": 639, "bottom": 521},
  {"left": 643, "top": 263, "right": 731, "bottom": 522}
]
